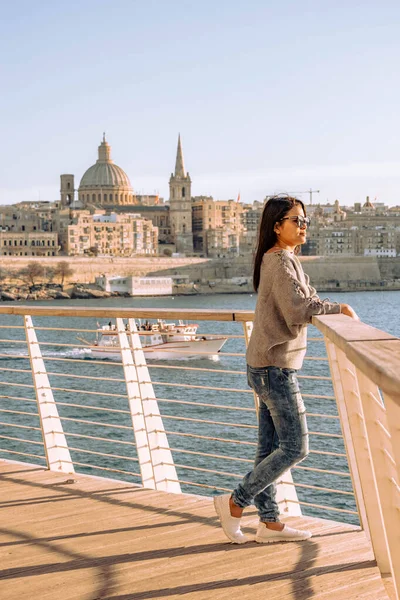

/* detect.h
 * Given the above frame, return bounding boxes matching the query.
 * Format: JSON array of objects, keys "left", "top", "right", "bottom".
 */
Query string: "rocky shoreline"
[
  {"left": 0, "top": 283, "right": 121, "bottom": 302},
  {"left": 1, "top": 280, "right": 400, "bottom": 302}
]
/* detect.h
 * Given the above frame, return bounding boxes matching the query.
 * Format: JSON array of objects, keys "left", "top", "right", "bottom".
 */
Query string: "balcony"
[{"left": 0, "top": 306, "right": 399, "bottom": 599}]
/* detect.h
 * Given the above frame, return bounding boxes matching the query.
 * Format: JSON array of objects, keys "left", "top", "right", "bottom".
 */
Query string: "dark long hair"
[{"left": 253, "top": 195, "right": 306, "bottom": 291}]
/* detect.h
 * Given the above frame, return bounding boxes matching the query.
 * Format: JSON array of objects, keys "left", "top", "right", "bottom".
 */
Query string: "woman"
[{"left": 214, "top": 195, "right": 358, "bottom": 544}]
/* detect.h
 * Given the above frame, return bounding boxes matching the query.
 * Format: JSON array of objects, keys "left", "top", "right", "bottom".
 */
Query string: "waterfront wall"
[
  {"left": 1, "top": 255, "right": 400, "bottom": 293},
  {"left": 151, "top": 255, "right": 400, "bottom": 291},
  {"left": 1, "top": 256, "right": 209, "bottom": 284}
]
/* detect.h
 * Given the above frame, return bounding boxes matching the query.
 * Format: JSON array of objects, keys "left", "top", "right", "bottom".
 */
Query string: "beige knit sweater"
[{"left": 246, "top": 250, "right": 341, "bottom": 370}]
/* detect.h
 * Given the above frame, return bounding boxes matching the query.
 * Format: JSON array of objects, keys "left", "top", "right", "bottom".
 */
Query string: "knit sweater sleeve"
[
  {"left": 272, "top": 253, "right": 341, "bottom": 328},
  {"left": 304, "top": 272, "right": 319, "bottom": 299}
]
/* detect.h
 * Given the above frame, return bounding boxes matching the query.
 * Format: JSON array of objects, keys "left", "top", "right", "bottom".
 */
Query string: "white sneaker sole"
[
  {"left": 255, "top": 531, "right": 312, "bottom": 544},
  {"left": 213, "top": 496, "right": 248, "bottom": 544},
  {"left": 255, "top": 535, "right": 311, "bottom": 544}
]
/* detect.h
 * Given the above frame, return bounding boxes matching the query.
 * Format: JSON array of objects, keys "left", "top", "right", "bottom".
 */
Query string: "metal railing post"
[
  {"left": 242, "top": 321, "right": 301, "bottom": 517},
  {"left": 117, "top": 318, "right": 181, "bottom": 493},
  {"left": 24, "top": 315, "right": 74, "bottom": 473}
]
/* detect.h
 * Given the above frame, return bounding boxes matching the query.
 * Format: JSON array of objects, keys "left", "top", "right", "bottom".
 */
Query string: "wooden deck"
[{"left": 0, "top": 461, "right": 393, "bottom": 600}]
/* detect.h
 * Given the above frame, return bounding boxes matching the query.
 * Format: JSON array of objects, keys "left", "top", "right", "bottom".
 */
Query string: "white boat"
[{"left": 78, "top": 320, "right": 227, "bottom": 360}]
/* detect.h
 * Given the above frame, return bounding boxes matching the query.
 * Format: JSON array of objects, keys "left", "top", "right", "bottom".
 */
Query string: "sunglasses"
[{"left": 280, "top": 215, "right": 311, "bottom": 228}]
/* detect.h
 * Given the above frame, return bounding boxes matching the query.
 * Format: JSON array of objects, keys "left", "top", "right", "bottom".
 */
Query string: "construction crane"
[
  {"left": 264, "top": 189, "right": 320, "bottom": 205},
  {"left": 290, "top": 189, "right": 320, "bottom": 205}
]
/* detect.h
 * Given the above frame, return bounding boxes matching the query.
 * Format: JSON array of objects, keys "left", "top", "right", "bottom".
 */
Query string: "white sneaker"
[
  {"left": 255, "top": 522, "right": 312, "bottom": 544},
  {"left": 213, "top": 494, "right": 248, "bottom": 544}
]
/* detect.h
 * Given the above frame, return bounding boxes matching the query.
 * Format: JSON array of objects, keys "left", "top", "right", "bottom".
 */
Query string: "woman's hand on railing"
[{"left": 340, "top": 304, "right": 360, "bottom": 320}]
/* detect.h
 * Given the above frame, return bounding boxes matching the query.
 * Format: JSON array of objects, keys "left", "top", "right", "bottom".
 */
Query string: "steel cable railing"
[{"left": 0, "top": 309, "right": 356, "bottom": 524}]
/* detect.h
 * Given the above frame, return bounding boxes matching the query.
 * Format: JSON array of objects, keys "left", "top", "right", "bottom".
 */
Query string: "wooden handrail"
[
  {"left": 313, "top": 314, "right": 400, "bottom": 400},
  {"left": 0, "top": 305, "right": 255, "bottom": 322}
]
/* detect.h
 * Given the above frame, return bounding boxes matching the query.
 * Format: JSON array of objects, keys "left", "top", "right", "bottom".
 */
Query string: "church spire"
[{"left": 174, "top": 134, "right": 186, "bottom": 177}]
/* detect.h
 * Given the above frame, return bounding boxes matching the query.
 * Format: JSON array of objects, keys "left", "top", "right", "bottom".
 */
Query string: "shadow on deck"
[{"left": 0, "top": 461, "right": 392, "bottom": 600}]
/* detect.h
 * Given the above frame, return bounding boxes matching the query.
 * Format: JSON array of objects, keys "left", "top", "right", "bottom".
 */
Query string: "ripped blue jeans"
[{"left": 232, "top": 365, "right": 309, "bottom": 522}]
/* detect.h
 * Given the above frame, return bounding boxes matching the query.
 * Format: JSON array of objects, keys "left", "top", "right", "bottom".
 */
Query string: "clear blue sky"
[{"left": 1, "top": 0, "right": 400, "bottom": 206}]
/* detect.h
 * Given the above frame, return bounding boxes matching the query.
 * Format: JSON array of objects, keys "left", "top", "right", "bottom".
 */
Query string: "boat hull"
[{"left": 89, "top": 337, "right": 226, "bottom": 360}]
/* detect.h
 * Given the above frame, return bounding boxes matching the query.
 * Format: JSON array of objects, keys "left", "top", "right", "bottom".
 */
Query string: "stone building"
[
  {"left": 65, "top": 211, "right": 158, "bottom": 257},
  {"left": 240, "top": 201, "right": 264, "bottom": 254},
  {"left": 192, "top": 196, "right": 243, "bottom": 256},
  {"left": 203, "top": 228, "right": 240, "bottom": 258},
  {"left": 0, "top": 203, "right": 59, "bottom": 256},
  {"left": 0, "top": 231, "right": 59, "bottom": 256},
  {"left": 111, "top": 203, "right": 171, "bottom": 244},
  {"left": 302, "top": 199, "right": 400, "bottom": 256},
  {"left": 0, "top": 201, "right": 58, "bottom": 234}
]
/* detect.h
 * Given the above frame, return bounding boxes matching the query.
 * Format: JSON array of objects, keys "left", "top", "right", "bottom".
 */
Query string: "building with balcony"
[
  {"left": 191, "top": 196, "right": 243, "bottom": 255},
  {"left": 65, "top": 211, "right": 158, "bottom": 256}
]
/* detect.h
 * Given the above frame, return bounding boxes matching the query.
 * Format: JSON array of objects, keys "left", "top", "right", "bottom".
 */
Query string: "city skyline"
[{"left": 2, "top": 1, "right": 400, "bottom": 206}]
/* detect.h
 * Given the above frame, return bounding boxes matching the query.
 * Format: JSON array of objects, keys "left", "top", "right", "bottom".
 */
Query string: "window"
[{"left": 182, "top": 187, "right": 185, "bottom": 197}]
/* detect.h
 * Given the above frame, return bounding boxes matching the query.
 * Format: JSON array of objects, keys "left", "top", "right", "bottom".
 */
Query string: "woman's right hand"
[{"left": 340, "top": 304, "right": 360, "bottom": 320}]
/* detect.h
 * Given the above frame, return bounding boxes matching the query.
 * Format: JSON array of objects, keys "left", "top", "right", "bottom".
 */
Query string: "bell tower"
[
  {"left": 60, "top": 174, "right": 75, "bottom": 207},
  {"left": 169, "top": 135, "right": 193, "bottom": 254}
]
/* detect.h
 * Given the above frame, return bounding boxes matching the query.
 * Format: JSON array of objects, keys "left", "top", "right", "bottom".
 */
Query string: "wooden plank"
[{"left": 0, "top": 460, "right": 390, "bottom": 600}]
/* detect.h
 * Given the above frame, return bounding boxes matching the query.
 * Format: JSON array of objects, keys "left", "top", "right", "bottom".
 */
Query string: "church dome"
[
  {"left": 80, "top": 162, "right": 132, "bottom": 189},
  {"left": 78, "top": 135, "right": 135, "bottom": 206},
  {"left": 363, "top": 196, "right": 374, "bottom": 208}
]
